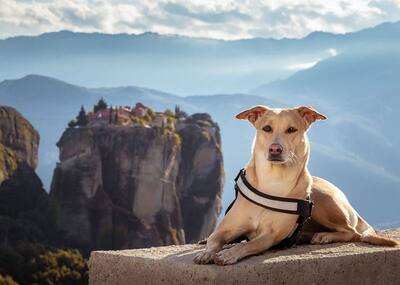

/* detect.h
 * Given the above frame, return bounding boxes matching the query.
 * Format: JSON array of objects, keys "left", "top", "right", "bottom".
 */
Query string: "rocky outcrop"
[
  {"left": 0, "top": 106, "right": 39, "bottom": 183},
  {"left": 0, "top": 109, "right": 57, "bottom": 248},
  {"left": 176, "top": 114, "right": 223, "bottom": 242},
  {"left": 50, "top": 114, "right": 223, "bottom": 253}
]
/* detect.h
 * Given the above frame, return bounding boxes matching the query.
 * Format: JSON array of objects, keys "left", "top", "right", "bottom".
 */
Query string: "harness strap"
[{"left": 225, "top": 169, "right": 313, "bottom": 249}]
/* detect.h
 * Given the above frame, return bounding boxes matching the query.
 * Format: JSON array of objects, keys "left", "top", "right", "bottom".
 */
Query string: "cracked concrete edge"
[{"left": 89, "top": 229, "right": 400, "bottom": 285}]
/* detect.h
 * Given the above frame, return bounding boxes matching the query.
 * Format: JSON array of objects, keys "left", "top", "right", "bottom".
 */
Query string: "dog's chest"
[
  {"left": 247, "top": 208, "right": 298, "bottom": 240},
  {"left": 257, "top": 178, "right": 295, "bottom": 197}
]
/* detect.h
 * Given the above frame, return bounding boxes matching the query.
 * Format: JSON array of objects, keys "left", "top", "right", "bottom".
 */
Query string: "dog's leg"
[
  {"left": 193, "top": 226, "right": 248, "bottom": 264},
  {"left": 311, "top": 229, "right": 361, "bottom": 244},
  {"left": 193, "top": 231, "right": 226, "bottom": 264},
  {"left": 213, "top": 234, "right": 274, "bottom": 266}
]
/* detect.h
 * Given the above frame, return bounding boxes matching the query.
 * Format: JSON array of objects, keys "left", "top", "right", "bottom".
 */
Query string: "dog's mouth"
[{"left": 267, "top": 155, "right": 286, "bottom": 164}]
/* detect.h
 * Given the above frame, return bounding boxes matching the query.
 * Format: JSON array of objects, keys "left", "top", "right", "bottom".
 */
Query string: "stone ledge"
[{"left": 89, "top": 229, "right": 400, "bottom": 285}]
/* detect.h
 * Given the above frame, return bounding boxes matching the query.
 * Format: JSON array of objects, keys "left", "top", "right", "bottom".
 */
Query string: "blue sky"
[{"left": 1, "top": 0, "right": 400, "bottom": 39}]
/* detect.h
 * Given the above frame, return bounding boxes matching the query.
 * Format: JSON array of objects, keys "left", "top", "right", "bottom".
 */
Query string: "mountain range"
[
  {"left": 1, "top": 20, "right": 400, "bottom": 228},
  {"left": 1, "top": 21, "right": 399, "bottom": 95}
]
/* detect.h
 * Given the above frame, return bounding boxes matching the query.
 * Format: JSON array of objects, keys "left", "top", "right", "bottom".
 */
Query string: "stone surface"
[
  {"left": 89, "top": 229, "right": 400, "bottom": 285},
  {"left": 50, "top": 113, "right": 223, "bottom": 254},
  {"left": 0, "top": 106, "right": 39, "bottom": 183}
]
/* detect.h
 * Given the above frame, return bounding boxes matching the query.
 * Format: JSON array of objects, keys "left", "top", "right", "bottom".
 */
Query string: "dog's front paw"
[
  {"left": 214, "top": 248, "right": 240, "bottom": 266},
  {"left": 193, "top": 250, "right": 216, "bottom": 264}
]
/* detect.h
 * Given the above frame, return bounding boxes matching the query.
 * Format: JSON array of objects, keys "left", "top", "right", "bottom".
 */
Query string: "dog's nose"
[{"left": 269, "top": 143, "right": 283, "bottom": 155}]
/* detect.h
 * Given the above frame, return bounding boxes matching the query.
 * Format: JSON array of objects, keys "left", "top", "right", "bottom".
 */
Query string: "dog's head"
[{"left": 236, "top": 105, "right": 327, "bottom": 166}]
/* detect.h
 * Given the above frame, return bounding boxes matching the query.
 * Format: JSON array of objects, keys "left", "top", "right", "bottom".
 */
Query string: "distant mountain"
[
  {"left": 1, "top": 21, "right": 400, "bottom": 95},
  {"left": 252, "top": 45, "right": 400, "bottom": 228}
]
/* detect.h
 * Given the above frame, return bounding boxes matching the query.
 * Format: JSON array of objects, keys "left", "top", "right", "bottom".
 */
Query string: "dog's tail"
[
  {"left": 360, "top": 232, "right": 399, "bottom": 246},
  {"left": 355, "top": 215, "right": 399, "bottom": 246},
  {"left": 357, "top": 226, "right": 399, "bottom": 246}
]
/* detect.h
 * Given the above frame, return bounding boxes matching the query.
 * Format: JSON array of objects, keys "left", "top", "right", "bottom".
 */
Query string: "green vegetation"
[
  {"left": 0, "top": 275, "right": 18, "bottom": 285},
  {"left": 143, "top": 113, "right": 152, "bottom": 123},
  {"left": 29, "top": 248, "right": 88, "bottom": 285},
  {"left": 0, "top": 243, "right": 88, "bottom": 285},
  {"left": 163, "top": 126, "right": 181, "bottom": 145},
  {"left": 93, "top": 98, "right": 108, "bottom": 113},
  {"left": 0, "top": 145, "right": 18, "bottom": 183},
  {"left": 164, "top": 109, "right": 174, "bottom": 118},
  {"left": 130, "top": 116, "right": 146, "bottom": 126},
  {"left": 174, "top": 105, "right": 187, "bottom": 118},
  {"left": 76, "top": 106, "right": 89, "bottom": 127},
  {"left": 68, "top": 106, "right": 88, "bottom": 128},
  {"left": 0, "top": 164, "right": 88, "bottom": 285},
  {"left": 166, "top": 116, "right": 176, "bottom": 125},
  {"left": 146, "top": 108, "right": 155, "bottom": 120},
  {"left": 67, "top": 119, "right": 78, "bottom": 128},
  {"left": 172, "top": 133, "right": 181, "bottom": 145}
]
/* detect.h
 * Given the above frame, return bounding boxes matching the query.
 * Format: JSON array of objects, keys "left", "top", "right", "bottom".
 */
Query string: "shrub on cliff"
[
  {"left": 67, "top": 119, "right": 77, "bottom": 128},
  {"left": 173, "top": 133, "right": 181, "bottom": 145},
  {"left": 0, "top": 243, "right": 88, "bottom": 285},
  {"left": 147, "top": 108, "right": 155, "bottom": 118},
  {"left": 29, "top": 248, "right": 88, "bottom": 285},
  {"left": 0, "top": 275, "right": 18, "bottom": 285}
]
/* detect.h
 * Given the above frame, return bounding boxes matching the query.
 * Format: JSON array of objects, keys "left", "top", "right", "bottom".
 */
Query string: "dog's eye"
[
  {"left": 286, "top": 127, "right": 298, "bottom": 133},
  {"left": 262, "top": 125, "right": 272, "bottom": 132}
]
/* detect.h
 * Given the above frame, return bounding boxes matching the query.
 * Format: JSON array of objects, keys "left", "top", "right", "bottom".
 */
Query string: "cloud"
[
  {"left": 287, "top": 47, "right": 338, "bottom": 70},
  {"left": 287, "top": 61, "right": 319, "bottom": 70},
  {"left": 327, "top": 48, "right": 338, "bottom": 56},
  {"left": 1, "top": 0, "right": 400, "bottom": 39}
]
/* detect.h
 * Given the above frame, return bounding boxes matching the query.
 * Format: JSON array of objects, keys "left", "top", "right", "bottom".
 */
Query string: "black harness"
[{"left": 225, "top": 169, "right": 313, "bottom": 249}]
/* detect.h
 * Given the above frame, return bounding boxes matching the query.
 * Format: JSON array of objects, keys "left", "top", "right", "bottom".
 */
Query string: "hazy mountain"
[
  {"left": 253, "top": 47, "right": 400, "bottom": 229},
  {"left": 2, "top": 21, "right": 400, "bottom": 95}
]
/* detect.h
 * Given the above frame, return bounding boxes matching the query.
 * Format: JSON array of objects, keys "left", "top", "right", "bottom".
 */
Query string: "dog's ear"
[
  {"left": 235, "top": 105, "right": 269, "bottom": 125},
  {"left": 296, "top": 106, "right": 327, "bottom": 126}
]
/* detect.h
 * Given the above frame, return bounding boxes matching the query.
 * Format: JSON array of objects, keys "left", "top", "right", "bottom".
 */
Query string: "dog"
[{"left": 194, "top": 105, "right": 399, "bottom": 266}]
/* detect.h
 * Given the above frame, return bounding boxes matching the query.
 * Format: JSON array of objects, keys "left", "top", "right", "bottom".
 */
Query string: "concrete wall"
[{"left": 89, "top": 229, "right": 400, "bottom": 285}]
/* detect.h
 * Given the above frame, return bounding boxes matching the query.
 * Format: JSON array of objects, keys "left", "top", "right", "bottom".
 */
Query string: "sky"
[{"left": 1, "top": 0, "right": 400, "bottom": 40}]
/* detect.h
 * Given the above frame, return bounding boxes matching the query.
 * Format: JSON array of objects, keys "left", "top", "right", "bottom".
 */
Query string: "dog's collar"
[{"left": 234, "top": 169, "right": 313, "bottom": 217}]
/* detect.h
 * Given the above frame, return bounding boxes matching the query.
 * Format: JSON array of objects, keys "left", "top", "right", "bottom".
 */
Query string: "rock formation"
[
  {"left": 50, "top": 113, "right": 223, "bottom": 253},
  {"left": 176, "top": 113, "right": 224, "bottom": 242},
  {"left": 0, "top": 106, "right": 39, "bottom": 182}
]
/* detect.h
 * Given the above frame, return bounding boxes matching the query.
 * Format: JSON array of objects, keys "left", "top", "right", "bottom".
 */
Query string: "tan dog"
[{"left": 194, "top": 105, "right": 399, "bottom": 266}]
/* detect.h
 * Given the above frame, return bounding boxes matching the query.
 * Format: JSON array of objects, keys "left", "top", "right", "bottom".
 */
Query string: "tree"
[
  {"left": 76, "top": 106, "right": 88, "bottom": 127},
  {"left": 68, "top": 119, "right": 77, "bottom": 128},
  {"left": 109, "top": 105, "right": 113, "bottom": 124},
  {"left": 174, "top": 105, "right": 180, "bottom": 114},
  {"left": 93, "top": 98, "right": 108, "bottom": 113},
  {"left": 164, "top": 109, "right": 174, "bottom": 117},
  {"left": 146, "top": 108, "right": 155, "bottom": 120},
  {"left": 114, "top": 110, "right": 119, "bottom": 125}
]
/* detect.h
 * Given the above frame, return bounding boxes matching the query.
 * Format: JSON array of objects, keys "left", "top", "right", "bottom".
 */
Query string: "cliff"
[
  {"left": 0, "top": 106, "right": 39, "bottom": 182},
  {"left": 50, "top": 113, "right": 223, "bottom": 253},
  {"left": 0, "top": 107, "right": 88, "bottom": 285}
]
